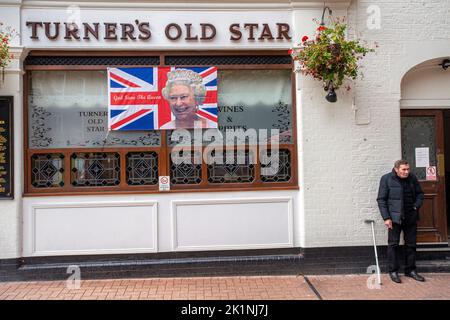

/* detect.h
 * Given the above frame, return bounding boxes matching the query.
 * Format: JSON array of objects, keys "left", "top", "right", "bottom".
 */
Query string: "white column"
[
  {"left": 291, "top": 1, "right": 354, "bottom": 248},
  {"left": 0, "top": 2, "right": 24, "bottom": 259}
]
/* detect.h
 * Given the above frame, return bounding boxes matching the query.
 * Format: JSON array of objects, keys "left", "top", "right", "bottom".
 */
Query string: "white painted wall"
[
  {"left": 401, "top": 58, "right": 450, "bottom": 109},
  {"left": 299, "top": 0, "right": 450, "bottom": 248},
  {"left": 402, "top": 67, "right": 450, "bottom": 101}
]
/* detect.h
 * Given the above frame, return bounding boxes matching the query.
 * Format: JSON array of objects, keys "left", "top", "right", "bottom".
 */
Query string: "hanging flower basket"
[
  {"left": 289, "top": 18, "right": 375, "bottom": 102},
  {"left": 0, "top": 22, "right": 18, "bottom": 85}
]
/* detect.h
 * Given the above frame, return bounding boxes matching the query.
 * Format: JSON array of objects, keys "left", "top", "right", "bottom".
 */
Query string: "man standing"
[{"left": 377, "top": 160, "right": 425, "bottom": 283}]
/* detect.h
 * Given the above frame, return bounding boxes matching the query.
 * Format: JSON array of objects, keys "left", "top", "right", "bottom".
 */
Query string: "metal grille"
[
  {"left": 25, "top": 55, "right": 290, "bottom": 66},
  {"left": 261, "top": 149, "right": 291, "bottom": 183},
  {"left": 165, "top": 55, "right": 292, "bottom": 65},
  {"left": 207, "top": 150, "right": 255, "bottom": 184},
  {"left": 170, "top": 150, "right": 202, "bottom": 185},
  {"left": 71, "top": 152, "right": 120, "bottom": 186},
  {"left": 25, "top": 56, "right": 160, "bottom": 66},
  {"left": 126, "top": 152, "right": 158, "bottom": 185},
  {"left": 31, "top": 153, "right": 65, "bottom": 188}
]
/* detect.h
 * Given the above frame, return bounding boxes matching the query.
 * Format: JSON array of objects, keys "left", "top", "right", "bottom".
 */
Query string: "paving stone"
[{"left": 0, "top": 273, "right": 448, "bottom": 300}]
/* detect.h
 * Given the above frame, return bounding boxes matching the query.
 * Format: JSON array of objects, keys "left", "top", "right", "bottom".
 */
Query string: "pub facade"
[{"left": 0, "top": 0, "right": 449, "bottom": 276}]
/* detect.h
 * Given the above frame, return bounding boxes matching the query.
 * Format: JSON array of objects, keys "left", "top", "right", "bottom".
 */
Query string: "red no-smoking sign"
[
  {"left": 426, "top": 166, "right": 437, "bottom": 181},
  {"left": 159, "top": 176, "right": 170, "bottom": 191}
]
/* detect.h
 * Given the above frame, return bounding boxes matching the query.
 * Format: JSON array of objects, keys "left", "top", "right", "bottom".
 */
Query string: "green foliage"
[{"left": 290, "top": 19, "right": 375, "bottom": 90}]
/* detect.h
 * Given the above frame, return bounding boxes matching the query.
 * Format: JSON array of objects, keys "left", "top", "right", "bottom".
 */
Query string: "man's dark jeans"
[{"left": 387, "top": 213, "right": 418, "bottom": 273}]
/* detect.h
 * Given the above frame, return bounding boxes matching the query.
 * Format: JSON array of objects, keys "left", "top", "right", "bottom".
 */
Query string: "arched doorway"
[{"left": 400, "top": 57, "right": 450, "bottom": 245}]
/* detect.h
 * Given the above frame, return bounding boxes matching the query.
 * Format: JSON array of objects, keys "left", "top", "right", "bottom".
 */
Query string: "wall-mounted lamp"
[
  {"left": 320, "top": 6, "right": 333, "bottom": 26},
  {"left": 439, "top": 59, "right": 450, "bottom": 70},
  {"left": 320, "top": 5, "right": 336, "bottom": 102},
  {"left": 324, "top": 81, "right": 337, "bottom": 103}
]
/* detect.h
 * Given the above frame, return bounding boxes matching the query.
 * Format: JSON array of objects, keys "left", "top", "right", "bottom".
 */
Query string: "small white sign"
[
  {"left": 415, "top": 147, "right": 430, "bottom": 168},
  {"left": 159, "top": 176, "right": 170, "bottom": 191},
  {"left": 426, "top": 166, "right": 437, "bottom": 181}
]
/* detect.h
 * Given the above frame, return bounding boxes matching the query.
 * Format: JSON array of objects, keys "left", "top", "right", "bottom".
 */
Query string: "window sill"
[{"left": 23, "top": 185, "right": 299, "bottom": 197}]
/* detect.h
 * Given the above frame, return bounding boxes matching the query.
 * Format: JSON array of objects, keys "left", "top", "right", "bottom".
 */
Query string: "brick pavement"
[
  {"left": 306, "top": 273, "right": 450, "bottom": 300},
  {"left": 0, "top": 273, "right": 449, "bottom": 300}
]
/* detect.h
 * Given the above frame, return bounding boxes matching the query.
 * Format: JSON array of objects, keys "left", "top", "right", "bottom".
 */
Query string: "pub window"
[
  {"left": 170, "top": 150, "right": 203, "bottom": 185},
  {"left": 260, "top": 149, "right": 292, "bottom": 183},
  {"left": 207, "top": 149, "right": 256, "bottom": 184},
  {"left": 70, "top": 152, "right": 121, "bottom": 187},
  {"left": 25, "top": 53, "right": 297, "bottom": 195},
  {"left": 126, "top": 152, "right": 159, "bottom": 186},
  {"left": 31, "top": 153, "right": 65, "bottom": 188}
]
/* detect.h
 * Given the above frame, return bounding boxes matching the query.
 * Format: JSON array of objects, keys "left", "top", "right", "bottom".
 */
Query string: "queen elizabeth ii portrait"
[{"left": 160, "top": 68, "right": 217, "bottom": 129}]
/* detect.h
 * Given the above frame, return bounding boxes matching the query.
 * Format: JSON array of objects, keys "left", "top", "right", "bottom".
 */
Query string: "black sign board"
[{"left": 0, "top": 96, "right": 13, "bottom": 199}]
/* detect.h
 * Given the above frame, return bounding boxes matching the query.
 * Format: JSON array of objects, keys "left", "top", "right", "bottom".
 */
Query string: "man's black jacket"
[{"left": 377, "top": 169, "right": 424, "bottom": 224}]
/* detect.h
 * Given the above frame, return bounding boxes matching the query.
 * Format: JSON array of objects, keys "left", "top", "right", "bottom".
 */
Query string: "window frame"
[{"left": 23, "top": 50, "right": 298, "bottom": 196}]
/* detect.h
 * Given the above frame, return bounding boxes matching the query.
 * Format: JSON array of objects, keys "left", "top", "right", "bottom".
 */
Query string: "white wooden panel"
[
  {"left": 28, "top": 201, "right": 157, "bottom": 256},
  {"left": 172, "top": 197, "right": 293, "bottom": 250}
]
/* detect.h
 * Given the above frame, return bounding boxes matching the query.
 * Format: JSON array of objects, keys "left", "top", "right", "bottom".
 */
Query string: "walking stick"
[{"left": 364, "top": 219, "right": 382, "bottom": 285}]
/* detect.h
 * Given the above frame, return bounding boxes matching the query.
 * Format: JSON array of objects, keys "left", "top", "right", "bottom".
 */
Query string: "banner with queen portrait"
[{"left": 107, "top": 66, "right": 218, "bottom": 130}]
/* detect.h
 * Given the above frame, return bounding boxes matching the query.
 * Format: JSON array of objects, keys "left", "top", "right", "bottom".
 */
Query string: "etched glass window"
[
  {"left": 170, "top": 150, "right": 202, "bottom": 185},
  {"left": 217, "top": 70, "right": 292, "bottom": 144},
  {"left": 31, "top": 153, "right": 65, "bottom": 188},
  {"left": 25, "top": 63, "right": 297, "bottom": 193},
  {"left": 207, "top": 150, "right": 255, "bottom": 184},
  {"left": 71, "top": 152, "right": 120, "bottom": 186},
  {"left": 28, "top": 70, "right": 161, "bottom": 149},
  {"left": 261, "top": 149, "right": 292, "bottom": 183},
  {"left": 167, "top": 69, "right": 293, "bottom": 146},
  {"left": 126, "top": 152, "right": 158, "bottom": 185}
]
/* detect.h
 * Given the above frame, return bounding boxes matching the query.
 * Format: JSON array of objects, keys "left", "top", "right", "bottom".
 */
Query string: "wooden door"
[{"left": 401, "top": 110, "right": 448, "bottom": 244}]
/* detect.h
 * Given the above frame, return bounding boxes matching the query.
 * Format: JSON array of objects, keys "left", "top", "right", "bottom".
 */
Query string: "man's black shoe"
[
  {"left": 405, "top": 270, "right": 425, "bottom": 282},
  {"left": 389, "top": 272, "right": 401, "bottom": 283}
]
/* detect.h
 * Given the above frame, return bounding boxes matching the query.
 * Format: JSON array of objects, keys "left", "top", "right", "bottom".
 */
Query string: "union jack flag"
[
  {"left": 108, "top": 66, "right": 218, "bottom": 130},
  {"left": 171, "top": 66, "right": 218, "bottom": 125}
]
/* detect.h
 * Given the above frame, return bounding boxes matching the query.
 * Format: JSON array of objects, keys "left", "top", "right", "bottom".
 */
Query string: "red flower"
[
  {"left": 317, "top": 26, "right": 327, "bottom": 32},
  {"left": 288, "top": 49, "right": 294, "bottom": 55},
  {"left": 301, "top": 36, "right": 309, "bottom": 42}
]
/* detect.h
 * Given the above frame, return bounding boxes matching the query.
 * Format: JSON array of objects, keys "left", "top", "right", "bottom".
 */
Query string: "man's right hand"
[{"left": 384, "top": 219, "right": 393, "bottom": 230}]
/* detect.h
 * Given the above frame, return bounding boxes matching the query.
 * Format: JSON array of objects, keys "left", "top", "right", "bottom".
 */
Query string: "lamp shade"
[{"left": 325, "top": 88, "right": 337, "bottom": 103}]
